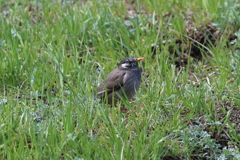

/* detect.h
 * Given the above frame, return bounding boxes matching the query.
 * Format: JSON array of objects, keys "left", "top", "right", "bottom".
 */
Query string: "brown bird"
[{"left": 96, "top": 57, "right": 143, "bottom": 106}]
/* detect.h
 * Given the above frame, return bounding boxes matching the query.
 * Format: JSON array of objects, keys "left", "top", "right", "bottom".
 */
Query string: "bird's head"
[{"left": 118, "top": 57, "right": 143, "bottom": 69}]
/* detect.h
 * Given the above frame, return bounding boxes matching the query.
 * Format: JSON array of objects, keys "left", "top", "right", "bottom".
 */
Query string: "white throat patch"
[{"left": 121, "top": 63, "right": 130, "bottom": 68}]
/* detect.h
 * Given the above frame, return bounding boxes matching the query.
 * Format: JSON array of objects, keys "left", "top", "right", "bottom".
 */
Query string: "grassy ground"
[{"left": 0, "top": 0, "right": 240, "bottom": 159}]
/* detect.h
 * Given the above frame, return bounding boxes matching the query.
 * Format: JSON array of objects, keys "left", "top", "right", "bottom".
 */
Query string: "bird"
[{"left": 96, "top": 57, "right": 143, "bottom": 106}]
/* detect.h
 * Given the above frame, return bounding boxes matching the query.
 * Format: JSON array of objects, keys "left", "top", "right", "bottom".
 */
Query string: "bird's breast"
[{"left": 122, "top": 68, "right": 141, "bottom": 99}]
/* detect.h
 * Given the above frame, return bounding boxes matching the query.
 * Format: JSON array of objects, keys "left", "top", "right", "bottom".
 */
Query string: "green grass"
[{"left": 1, "top": 0, "right": 240, "bottom": 159}]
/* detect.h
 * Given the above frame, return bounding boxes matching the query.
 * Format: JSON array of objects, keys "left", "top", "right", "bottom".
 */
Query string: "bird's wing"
[{"left": 97, "top": 69, "right": 126, "bottom": 98}]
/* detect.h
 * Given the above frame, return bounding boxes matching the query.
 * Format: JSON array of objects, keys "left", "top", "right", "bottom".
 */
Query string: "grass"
[{"left": 0, "top": 0, "right": 240, "bottom": 159}]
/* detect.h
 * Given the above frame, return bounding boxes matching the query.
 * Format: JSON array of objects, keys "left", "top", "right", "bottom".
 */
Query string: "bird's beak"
[{"left": 137, "top": 57, "right": 144, "bottom": 61}]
